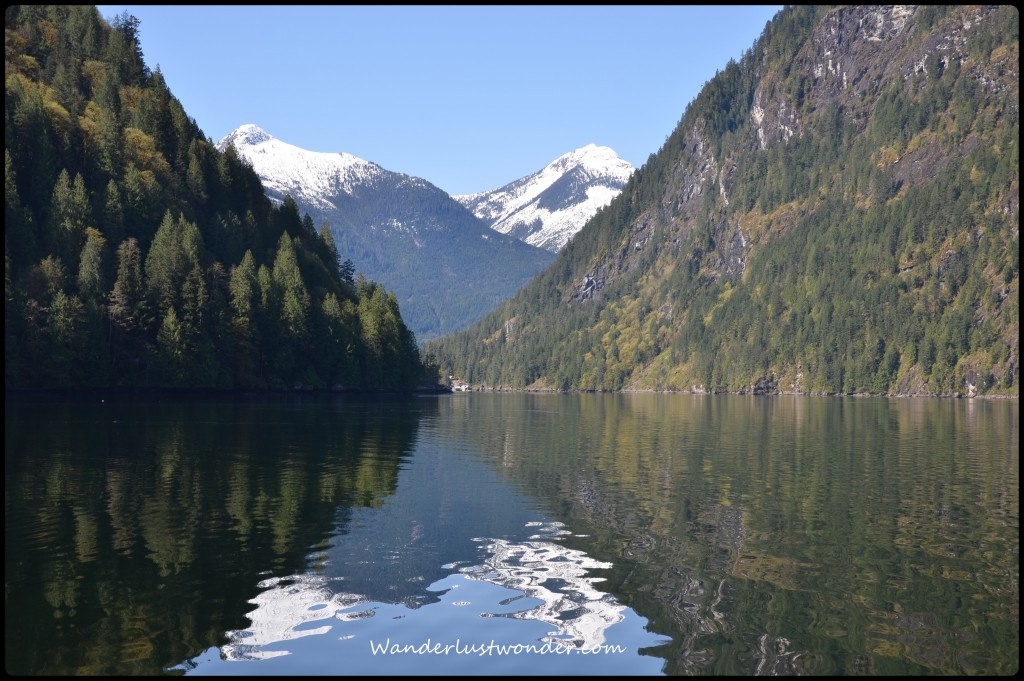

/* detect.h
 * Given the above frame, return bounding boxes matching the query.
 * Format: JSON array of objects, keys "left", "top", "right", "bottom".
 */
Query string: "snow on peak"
[
  {"left": 215, "top": 125, "right": 386, "bottom": 210},
  {"left": 547, "top": 144, "right": 633, "bottom": 184},
  {"left": 554, "top": 143, "right": 620, "bottom": 167},
  {"left": 228, "top": 123, "right": 273, "bottom": 146},
  {"left": 215, "top": 125, "right": 633, "bottom": 253},
  {"left": 455, "top": 145, "right": 634, "bottom": 252}
]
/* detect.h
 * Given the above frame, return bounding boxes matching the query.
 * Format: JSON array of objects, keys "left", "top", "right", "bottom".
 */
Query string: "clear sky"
[{"left": 95, "top": 5, "right": 782, "bottom": 196}]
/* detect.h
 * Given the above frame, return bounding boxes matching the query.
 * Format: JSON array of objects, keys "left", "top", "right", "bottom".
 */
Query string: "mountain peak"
[
  {"left": 221, "top": 123, "right": 273, "bottom": 148},
  {"left": 563, "top": 143, "right": 614, "bottom": 160},
  {"left": 215, "top": 125, "right": 388, "bottom": 210},
  {"left": 212, "top": 125, "right": 553, "bottom": 341},
  {"left": 456, "top": 146, "right": 634, "bottom": 252},
  {"left": 549, "top": 144, "right": 630, "bottom": 178}
]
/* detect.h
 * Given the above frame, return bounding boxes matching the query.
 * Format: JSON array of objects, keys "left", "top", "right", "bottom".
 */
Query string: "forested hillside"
[
  {"left": 427, "top": 5, "right": 1018, "bottom": 396},
  {"left": 217, "top": 124, "right": 556, "bottom": 342},
  {"left": 5, "top": 5, "right": 426, "bottom": 390}
]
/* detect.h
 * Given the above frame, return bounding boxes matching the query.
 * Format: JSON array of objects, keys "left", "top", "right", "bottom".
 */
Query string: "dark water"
[{"left": 4, "top": 393, "right": 1018, "bottom": 675}]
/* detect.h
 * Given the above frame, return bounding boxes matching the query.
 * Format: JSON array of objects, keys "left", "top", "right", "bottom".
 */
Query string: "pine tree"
[
  {"left": 339, "top": 258, "right": 356, "bottom": 286},
  {"left": 45, "top": 290, "right": 85, "bottom": 387},
  {"left": 318, "top": 222, "right": 339, "bottom": 272},
  {"left": 106, "top": 12, "right": 148, "bottom": 86},
  {"left": 101, "top": 179, "right": 125, "bottom": 247},
  {"left": 272, "top": 234, "right": 311, "bottom": 381},
  {"left": 156, "top": 305, "right": 186, "bottom": 387},
  {"left": 229, "top": 251, "right": 259, "bottom": 387},
  {"left": 108, "top": 238, "right": 149, "bottom": 384},
  {"left": 47, "top": 169, "right": 91, "bottom": 264},
  {"left": 10, "top": 76, "right": 60, "bottom": 214},
  {"left": 76, "top": 227, "right": 107, "bottom": 305},
  {"left": 76, "top": 227, "right": 113, "bottom": 387}
]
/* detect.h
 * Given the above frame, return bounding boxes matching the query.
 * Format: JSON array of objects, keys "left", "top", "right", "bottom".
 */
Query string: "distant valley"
[{"left": 217, "top": 126, "right": 632, "bottom": 340}]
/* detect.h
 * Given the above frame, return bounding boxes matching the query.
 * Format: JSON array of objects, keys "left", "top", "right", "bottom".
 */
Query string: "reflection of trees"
[
  {"left": 4, "top": 395, "right": 429, "bottom": 675},
  {"left": 446, "top": 394, "right": 1019, "bottom": 676}
]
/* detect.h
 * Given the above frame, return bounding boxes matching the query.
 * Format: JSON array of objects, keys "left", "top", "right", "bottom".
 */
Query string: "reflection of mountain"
[
  {"left": 193, "top": 428, "right": 574, "bottom": 666},
  {"left": 570, "top": 471, "right": 774, "bottom": 675},
  {"left": 222, "top": 574, "right": 367, "bottom": 661},
  {"left": 467, "top": 531, "right": 625, "bottom": 649},
  {"left": 313, "top": 434, "right": 551, "bottom": 606},
  {"left": 4, "top": 395, "right": 427, "bottom": 676},
  {"left": 211, "top": 522, "right": 643, "bottom": 664},
  {"left": 440, "top": 393, "right": 810, "bottom": 674},
  {"left": 175, "top": 409, "right": 668, "bottom": 670}
]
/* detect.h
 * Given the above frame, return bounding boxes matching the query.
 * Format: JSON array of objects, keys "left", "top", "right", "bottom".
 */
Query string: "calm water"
[{"left": 4, "top": 393, "right": 1018, "bottom": 676}]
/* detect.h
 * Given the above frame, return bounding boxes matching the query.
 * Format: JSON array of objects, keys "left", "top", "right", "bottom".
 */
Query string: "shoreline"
[{"left": 4, "top": 386, "right": 1016, "bottom": 401}]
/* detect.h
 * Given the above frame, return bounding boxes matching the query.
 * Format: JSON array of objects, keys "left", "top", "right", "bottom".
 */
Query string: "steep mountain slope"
[
  {"left": 455, "top": 145, "right": 634, "bottom": 252},
  {"left": 427, "top": 5, "right": 1019, "bottom": 397},
  {"left": 217, "top": 126, "right": 555, "bottom": 341}
]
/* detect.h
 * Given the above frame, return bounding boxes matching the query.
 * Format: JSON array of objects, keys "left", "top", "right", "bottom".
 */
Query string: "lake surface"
[{"left": 5, "top": 393, "right": 1018, "bottom": 675}]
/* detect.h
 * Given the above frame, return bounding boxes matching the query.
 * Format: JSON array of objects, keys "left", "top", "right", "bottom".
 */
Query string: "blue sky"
[{"left": 96, "top": 5, "right": 782, "bottom": 196}]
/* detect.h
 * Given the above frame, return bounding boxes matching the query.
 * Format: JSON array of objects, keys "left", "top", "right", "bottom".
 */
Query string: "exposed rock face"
[{"left": 569, "top": 6, "right": 1017, "bottom": 307}]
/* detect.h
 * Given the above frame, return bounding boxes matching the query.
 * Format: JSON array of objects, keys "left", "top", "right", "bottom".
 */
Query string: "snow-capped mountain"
[
  {"left": 455, "top": 145, "right": 634, "bottom": 253},
  {"left": 216, "top": 125, "right": 554, "bottom": 341},
  {"left": 217, "top": 124, "right": 390, "bottom": 211}
]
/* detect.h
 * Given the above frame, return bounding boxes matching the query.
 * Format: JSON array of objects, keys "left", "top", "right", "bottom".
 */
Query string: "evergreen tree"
[
  {"left": 45, "top": 290, "right": 85, "bottom": 387},
  {"left": 108, "top": 238, "right": 149, "bottom": 384},
  {"left": 156, "top": 305, "right": 186, "bottom": 387},
  {"left": 339, "top": 258, "right": 356, "bottom": 286},
  {"left": 271, "top": 234, "right": 311, "bottom": 381},
  {"left": 47, "top": 169, "right": 91, "bottom": 265},
  {"left": 76, "top": 227, "right": 107, "bottom": 306},
  {"left": 101, "top": 179, "right": 125, "bottom": 247},
  {"left": 229, "top": 251, "right": 259, "bottom": 387}
]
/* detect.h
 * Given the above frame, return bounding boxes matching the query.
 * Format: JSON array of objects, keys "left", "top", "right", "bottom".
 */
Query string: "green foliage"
[
  {"left": 76, "top": 226, "right": 107, "bottom": 305},
  {"left": 427, "top": 5, "right": 1018, "bottom": 396},
  {"left": 4, "top": 6, "right": 425, "bottom": 391}
]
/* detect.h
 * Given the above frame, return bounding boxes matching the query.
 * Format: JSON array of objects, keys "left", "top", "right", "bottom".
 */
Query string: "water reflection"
[
  {"left": 206, "top": 520, "right": 647, "bottom": 655},
  {"left": 222, "top": 574, "right": 358, "bottom": 661},
  {"left": 5, "top": 394, "right": 425, "bottom": 676},
  {"left": 206, "top": 520, "right": 653, "bottom": 667},
  {"left": 434, "top": 393, "right": 1018, "bottom": 676},
  {"left": 5, "top": 393, "right": 1018, "bottom": 676},
  {"left": 178, "top": 440, "right": 667, "bottom": 675},
  {"left": 467, "top": 521, "right": 626, "bottom": 650}
]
